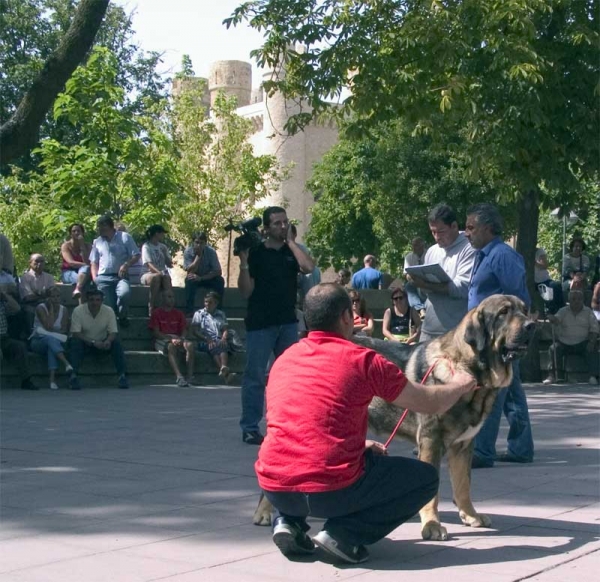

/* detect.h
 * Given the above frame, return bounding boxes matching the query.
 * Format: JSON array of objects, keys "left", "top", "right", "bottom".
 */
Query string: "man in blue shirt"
[
  {"left": 90, "top": 215, "right": 140, "bottom": 327},
  {"left": 465, "top": 203, "right": 534, "bottom": 468},
  {"left": 351, "top": 255, "right": 382, "bottom": 290}
]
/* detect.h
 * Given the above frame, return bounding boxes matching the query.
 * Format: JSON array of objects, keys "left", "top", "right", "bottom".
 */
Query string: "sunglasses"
[
  {"left": 392, "top": 295, "right": 405, "bottom": 300},
  {"left": 351, "top": 298, "right": 361, "bottom": 303}
]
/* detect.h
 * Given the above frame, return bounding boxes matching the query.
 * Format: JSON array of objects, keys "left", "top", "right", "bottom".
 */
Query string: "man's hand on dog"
[
  {"left": 452, "top": 371, "right": 479, "bottom": 393},
  {"left": 365, "top": 440, "right": 388, "bottom": 455}
]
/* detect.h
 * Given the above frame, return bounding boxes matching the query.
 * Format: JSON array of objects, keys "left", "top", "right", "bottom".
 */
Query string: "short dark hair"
[
  {"left": 466, "top": 203, "right": 503, "bottom": 235},
  {"left": 569, "top": 236, "right": 587, "bottom": 251},
  {"left": 304, "top": 284, "right": 351, "bottom": 332},
  {"left": 86, "top": 287, "right": 104, "bottom": 298},
  {"left": 146, "top": 224, "right": 166, "bottom": 240},
  {"left": 205, "top": 291, "right": 221, "bottom": 303},
  {"left": 68, "top": 223, "right": 85, "bottom": 235},
  {"left": 96, "top": 215, "right": 114, "bottom": 229},
  {"left": 192, "top": 231, "right": 207, "bottom": 242},
  {"left": 428, "top": 203, "right": 457, "bottom": 226},
  {"left": 263, "top": 206, "right": 287, "bottom": 227}
]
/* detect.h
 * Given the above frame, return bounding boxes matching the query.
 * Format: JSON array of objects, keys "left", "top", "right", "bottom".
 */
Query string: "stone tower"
[{"left": 208, "top": 61, "right": 252, "bottom": 108}]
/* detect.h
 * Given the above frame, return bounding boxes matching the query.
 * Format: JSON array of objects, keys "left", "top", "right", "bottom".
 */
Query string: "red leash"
[{"left": 383, "top": 357, "right": 455, "bottom": 449}]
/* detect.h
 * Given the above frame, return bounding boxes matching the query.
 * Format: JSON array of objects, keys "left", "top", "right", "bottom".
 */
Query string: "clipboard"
[{"left": 405, "top": 263, "right": 451, "bottom": 284}]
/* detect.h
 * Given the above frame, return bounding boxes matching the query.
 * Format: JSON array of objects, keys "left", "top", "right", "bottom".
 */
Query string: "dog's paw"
[
  {"left": 252, "top": 509, "right": 272, "bottom": 526},
  {"left": 421, "top": 520, "right": 449, "bottom": 541},
  {"left": 459, "top": 510, "right": 492, "bottom": 528}
]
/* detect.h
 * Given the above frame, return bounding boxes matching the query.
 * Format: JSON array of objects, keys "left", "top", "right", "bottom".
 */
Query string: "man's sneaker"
[
  {"left": 118, "top": 374, "right": 129, "bottom": 389},
  {"left": 589, "top": 376, "right": 598, "bottom": 386},
  {"left": 542, "top": 375, "right": 555, "bottom": 385},
  {"left": 471, "top": 455, "right": 493, "bottom": 469},
  {"left": 496, "top": 452, "right": 532, "bottom": 464},
  {"left": 176, "top": 376, "right": 189, "bottom": 387},
  {"left": 242, "top": 431, "right": 264, "bottom": 445},
  {"left": 312, "top": 530, "right": 369, "bottom": 564},
  {"left": 50, "top": 382, "right": 59, "bottom": 391},
  {"left": 69, "top": 375, "right": 82, "bottom": 390},
  {"left": 272, "top": 517, "right": 315, "bottom": 557},
  {"left": 20, "top": 378, "right": 40, "bottom": 391}
]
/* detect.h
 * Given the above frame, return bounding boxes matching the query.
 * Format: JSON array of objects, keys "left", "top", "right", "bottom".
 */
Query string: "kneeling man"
[
  {"left": 256, "top": 283, "right": 477, "bottom": 564},
  {"left": 69, "top": 288, "right": 129, "bottom": 390}
]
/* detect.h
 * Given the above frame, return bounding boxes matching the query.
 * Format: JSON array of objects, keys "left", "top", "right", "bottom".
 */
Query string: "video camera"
[{"left": 224, "top": 217, "right": 263, "bottom": 256}]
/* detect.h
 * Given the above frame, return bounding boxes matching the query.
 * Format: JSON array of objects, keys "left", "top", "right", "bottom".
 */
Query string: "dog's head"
[{"left": 463, "top": 294, "right": 534, "bottom": 386}]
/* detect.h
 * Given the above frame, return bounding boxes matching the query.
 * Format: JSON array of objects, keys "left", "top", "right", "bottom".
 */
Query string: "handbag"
[{"left": 537, "top": 284, "right": 553, "bottom": 302}]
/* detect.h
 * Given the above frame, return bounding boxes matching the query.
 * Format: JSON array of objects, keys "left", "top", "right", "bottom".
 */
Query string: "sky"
[{"left": 114, "top": 0, "right": 266, "bottom": 85}]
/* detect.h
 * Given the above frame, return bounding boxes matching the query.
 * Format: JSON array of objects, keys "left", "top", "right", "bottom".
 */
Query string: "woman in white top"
[
  {"left": 140, "top": 225, "right": 173, "bottom": 315},
  {"left": 30, "top": 286, "right": 72, "bottom": 390}
]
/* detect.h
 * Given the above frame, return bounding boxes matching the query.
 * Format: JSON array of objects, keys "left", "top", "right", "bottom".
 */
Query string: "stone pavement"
[{"left": 0, "top": 381, "right": 598, "bottom": 582}]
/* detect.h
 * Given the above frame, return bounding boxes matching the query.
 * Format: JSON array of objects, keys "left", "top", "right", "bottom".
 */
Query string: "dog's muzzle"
[{"left": 501, "top": 320, "right": 536, "bottom": 363}]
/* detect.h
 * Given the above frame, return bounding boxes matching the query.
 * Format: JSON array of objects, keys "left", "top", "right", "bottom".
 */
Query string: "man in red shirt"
[
  {"left": 148, "top": 289, "right": 195, "bottom": 386},
  {"left": 256, "top": 283, "right": 477, "bottom": 565}
]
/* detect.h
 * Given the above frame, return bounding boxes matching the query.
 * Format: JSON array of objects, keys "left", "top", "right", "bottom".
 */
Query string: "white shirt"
[{"left": 554, "top": 306, "right": 599, "bottom": 345}]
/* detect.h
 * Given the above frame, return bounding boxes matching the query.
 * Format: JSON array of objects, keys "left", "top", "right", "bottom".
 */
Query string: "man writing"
[
  {"left": 465, "top": 203, "right": 534, "bottom": 468},
  {"left": 256, "top": 283, "right": 477, "bottom": 564},
  {"left": 408, "top": 204, "right": 476, "bottom": 342},
  {"left": 238, "top": 206, "right": 315, "bottom": 445}
]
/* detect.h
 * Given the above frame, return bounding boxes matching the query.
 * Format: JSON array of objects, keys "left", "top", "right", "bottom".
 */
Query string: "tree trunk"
[
  {"left": 0, "top": 0, "right": 110, "bottom": 167},
  {"left": 516, "top": 189, "right": 541, "bottom": 382}
]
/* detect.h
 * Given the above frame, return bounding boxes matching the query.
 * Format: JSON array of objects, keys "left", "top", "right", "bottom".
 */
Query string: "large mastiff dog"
[{"left": 253, "top": 294, "right": 534, "bottom": 541}]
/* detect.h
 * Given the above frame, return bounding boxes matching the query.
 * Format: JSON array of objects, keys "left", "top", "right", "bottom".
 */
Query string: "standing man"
[
  {"left": 403, "top": 237, "right": 428, "bottom": 317},
  {"left": 408, "top": 205, "right": 476, "bottom": 342},
  {"left": 351, "top": 255, "right": 382, "bottom": 290},
  {"left": 257, "top": 284, "right": 477, "bottom": 564},
  {"left": 89, "top": 215, "right": 140, "bottom": 327},
  {"left": 465, "top": 203, "right": 534, "bottom": 468},
  {"left": 183, "top": 231, "right": 225, "bottom": 314},
  {"left": 238, "top": 206, "right": 315, "bottom": 445}
]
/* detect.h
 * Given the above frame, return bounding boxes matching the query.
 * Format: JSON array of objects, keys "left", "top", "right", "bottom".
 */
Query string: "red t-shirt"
[
  {"left": 148, "top": 307, "right": 186, "bottom": 337},
  {"left": 255, "top": 331, "right": 407, "bottom": 493}
]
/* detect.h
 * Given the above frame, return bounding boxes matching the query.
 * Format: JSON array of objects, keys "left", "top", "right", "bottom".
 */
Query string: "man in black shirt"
[{"left": 238, "top": 206, "right": 315, "bottom": 444}]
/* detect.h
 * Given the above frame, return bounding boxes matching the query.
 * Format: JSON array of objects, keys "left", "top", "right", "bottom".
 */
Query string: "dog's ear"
[{"left": 464, "top": 309, "right": 487, "bottom": 353}]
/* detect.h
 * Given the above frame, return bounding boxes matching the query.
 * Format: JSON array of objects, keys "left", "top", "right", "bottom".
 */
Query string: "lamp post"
[{"left": 550, "top": 208, "right": 579, "bottom": 272}]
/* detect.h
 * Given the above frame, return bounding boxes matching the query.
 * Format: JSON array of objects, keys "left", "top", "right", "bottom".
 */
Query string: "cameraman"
[
  {"left": 183, "top": 232, "right": 225, "bottom": 314},
  {"left": 238, "top": 206, "right": 315, "bottom": 445}
]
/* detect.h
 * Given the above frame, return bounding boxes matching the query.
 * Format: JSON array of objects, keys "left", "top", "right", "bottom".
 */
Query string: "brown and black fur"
[{"left": 253, "top": 294, "right": 534, "bottom": 541}]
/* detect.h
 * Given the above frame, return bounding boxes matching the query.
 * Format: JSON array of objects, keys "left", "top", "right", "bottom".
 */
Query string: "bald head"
[
  {"left": 29, "top": 254, "right": 45, "bottom": 273},
  {"left": 304, "top": 284, "right": 352, "bottom": 335}
]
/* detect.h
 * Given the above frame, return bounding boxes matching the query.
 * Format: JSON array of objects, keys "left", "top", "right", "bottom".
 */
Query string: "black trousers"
[{"left": 263, "top": 451, "right": 439, "bottom": 547}]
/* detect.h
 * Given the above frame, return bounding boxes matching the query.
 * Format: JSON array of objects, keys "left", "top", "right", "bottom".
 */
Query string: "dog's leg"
[
  {"left": 447, "top": 444, "right": 492, "bottom": 528},
  {"left": 252, "top": 492, "right": 273, "bottom": 526},
  {"left": 418, "top": 438, "right": 448, "bottom": 541}
]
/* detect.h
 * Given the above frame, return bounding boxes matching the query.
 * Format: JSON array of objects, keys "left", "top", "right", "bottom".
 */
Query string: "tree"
[
  {"left": 0, "top": 0, "right": 110, "bottom": 166},
  {"left": 227, "top": 0, "right": 599, "bottom": 292},
  {"left": 305, "top": 119, "right": 509, "bottom": 274}
]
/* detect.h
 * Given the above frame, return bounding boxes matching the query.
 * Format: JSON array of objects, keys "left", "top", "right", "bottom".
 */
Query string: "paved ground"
[{"left": 0, "top": 381, "right": 598, "bottom": 581}]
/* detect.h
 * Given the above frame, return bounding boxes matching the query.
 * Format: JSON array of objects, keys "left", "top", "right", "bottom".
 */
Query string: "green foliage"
[
  {"left": 167, "top": 76, "right": 282, "bottom": 246},
  {"left": 305, "top": 120, "right": 512, "bottom": 275}
]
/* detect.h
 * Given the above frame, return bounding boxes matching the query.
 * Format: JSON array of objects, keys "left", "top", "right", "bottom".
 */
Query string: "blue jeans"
[
  {"left": 264, "top": 451, "right": 438, "bottom": 547},
  {"left": 30, "top": 336, "right": 65, "bottom": 371},
  {"left": 95, "top": 275, "right": 130, "bottom": 318},
  {"left": 185, "top": 276, "right": 225, "bottom": 313},
  {"left": 474, "top": 361, "right": 534, "bottom": 464},
  {"left": 240, "top": 323, "right": 298, "bottom": 432},
  {"left": 60, "top": 265, "right": 90, "bottom": 285},
  {"left": 69, "top": 337, "right": 127, "bottom": 376},
  {"left": 405, "top": 281, "right": 426, "bottom": 311}
]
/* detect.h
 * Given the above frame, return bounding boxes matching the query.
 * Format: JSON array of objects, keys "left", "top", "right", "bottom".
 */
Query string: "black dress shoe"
[
  {"left": 471, "top": 455, "right": 494, "bottom": 469},
  {"left": 21, "top": 378, "right": 40, "bottom": 391},
  {"left": 242, "top": 431, "right": 264, "bottom": 445},
  {"left": 496, "top": 452, "right": 533, "bottom": 464}
]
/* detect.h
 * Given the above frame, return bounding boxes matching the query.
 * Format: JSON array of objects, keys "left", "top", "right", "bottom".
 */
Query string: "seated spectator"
[
  {"left": 534, "top": 247, "right": 564, "bottom": 315},
  {"left": 90, "top": 215, "right": 140, "bottom": 327},
  {"left": 148, "top": 289, "right": 195, "bottom": 387},
  {"left": 351, "top": 255, "right": 382, "bottom": 289},
  {"left": 592, "top": 282, "right": 600, "bottom": 322},
  {"left": 0, "top": 287, "right": 39, "bottom": 390},
  {"left": 141, "top": 225, "right": 173, "bottom": 316},
  {"left": 335, "top": 268, "right": 351, "bottom": 287},
  {"left": 349, "top": 289, "right": 374, "bottom": 336},
  {"left": 183, "top": 232, "right": 225, "bottom": 315},
  {"left": 544, "top": 290, "right": 599, "bottom": 385},
  {"left": 19, "top": 254, "right": 56, "bottom": 330},
  {"left": 403, "top": 237, "right": 427, "bottom": 315},
  {"left": 69, "top": 287, "right": 129, "bottom": 390},
  {"left": 0, "top": 232, "right": 16, "bottom": 288},
  {"left": 29, "top": 286, "right": 72, "bottom": 390},
  {"left": 60, "top": 223, "right": 92, "bottom": 300},
  {"left": 114, "top": 221, "right": 143, "bottom": 284},
  {"left": 382, "top": 287, "right": 420, "bottom": 344},
  {"left": 191, "top": 291, "right": 239, "bottom": 384},
  {"left": 562, "top": 236, "right": 590, "bottom": 292}
]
